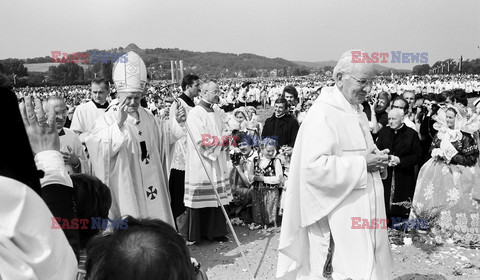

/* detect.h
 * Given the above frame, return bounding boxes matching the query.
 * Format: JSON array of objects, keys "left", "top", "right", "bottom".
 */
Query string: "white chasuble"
[
  {"left": 85, "top": 106, "right": 174, "bottom": 227},
  {"left": 277, "top": 86, "right": 393, "bottom": 280}
]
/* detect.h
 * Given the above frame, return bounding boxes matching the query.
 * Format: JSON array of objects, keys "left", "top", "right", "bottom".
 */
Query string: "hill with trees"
[{"left": 1, "top": 43, "right": 479, "bottom": 87}]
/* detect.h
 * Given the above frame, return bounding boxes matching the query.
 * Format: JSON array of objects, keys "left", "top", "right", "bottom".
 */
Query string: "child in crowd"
[
  {"left": 248, "top": 138, "right": 284, "bottom": 228},
  {"left": 276, "top": 145, "right": 293, "bottom": 216},
  {"left": 245, "top": 106, "right": 263, "bottom": 135}
]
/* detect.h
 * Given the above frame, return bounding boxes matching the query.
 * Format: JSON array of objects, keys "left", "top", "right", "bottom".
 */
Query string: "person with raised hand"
[
  {"left": 1, "top": 88, "right": 78, "bottom": 280},
  {"left": 85, "top": 52, "right": 183, "bottom": 226}
]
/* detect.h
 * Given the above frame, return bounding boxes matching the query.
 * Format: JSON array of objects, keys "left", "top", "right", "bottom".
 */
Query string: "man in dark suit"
[{"left": 261, "top": 97, "right": 299, "bottom": 148}]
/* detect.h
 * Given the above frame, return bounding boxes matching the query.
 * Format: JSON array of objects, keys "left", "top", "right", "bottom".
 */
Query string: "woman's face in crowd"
[
  {"left": 262, "top": 145, "right": 276, "bottom": 159},
  {"left": 446, "top": 110, "right": 456, "bottom": 129},
  {"left": 284, "top": 93, "right": 295, "bottom": 105},
  {"left": 235, "top": 112, "right": 246, "bottom": 123}
]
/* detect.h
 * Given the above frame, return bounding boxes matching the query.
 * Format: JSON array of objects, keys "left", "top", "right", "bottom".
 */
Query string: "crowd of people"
[{"left": 2, "top": 49, "right": 480, "bottom": 280}]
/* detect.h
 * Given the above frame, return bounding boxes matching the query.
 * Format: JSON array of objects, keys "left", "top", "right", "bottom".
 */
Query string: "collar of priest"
[
  {"left": 92, "top": 100, "right": 109, "bottom": 109},
  {"left": 179, "top": 93, "right": 195, "bottom": 107},
  {"left": 393, "top": 123, "right": 405, "bottom": 134},
  {"left": 198, "top": 99, "right": 214, "bottom": 112}
]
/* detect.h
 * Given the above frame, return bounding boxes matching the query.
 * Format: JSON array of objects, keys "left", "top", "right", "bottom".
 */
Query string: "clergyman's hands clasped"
[{"left": 363, "top": 145, "right": 389, "bottom": 173}]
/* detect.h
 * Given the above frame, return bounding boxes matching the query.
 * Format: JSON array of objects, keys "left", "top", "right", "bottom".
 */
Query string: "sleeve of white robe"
[
  {"left": 71, "top": 134, "right": 89, "bottom": 174},
  {"left": 169, "top": 102, "right": 186, "bottom": 141},
  {"left": 154, "top": 117, "right": 173, "bottom": 181},
  {"left": 89, "top": 114, "right": 130, "bottom": 158},
  {"left": 85, "top": 113, "right": 129, "bottom": 183},
  {"left": 69, "top": 108, "right": 84, "bottom": 133},
  {"left": 35, "top": 151, "right": 73, "bottom": 188}
]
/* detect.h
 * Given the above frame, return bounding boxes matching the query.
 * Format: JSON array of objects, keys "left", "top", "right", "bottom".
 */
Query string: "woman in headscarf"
[{"left": 411, "top": 104, "right": 480, "bottom": 240}]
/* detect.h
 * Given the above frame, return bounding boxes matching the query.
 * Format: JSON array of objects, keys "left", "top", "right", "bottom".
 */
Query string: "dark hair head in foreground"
[
  {"left": 71, "top": 173, "right": 112, "bottom": 248},
  {"left": 86, "top": 216, "right": 195, "bottom": 280}
]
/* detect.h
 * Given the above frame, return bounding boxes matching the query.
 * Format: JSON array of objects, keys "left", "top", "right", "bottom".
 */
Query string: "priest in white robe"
[
  {"left": 277, "top": 50, "right": 393, "bottom": 280},
  {"left": 181, "top": 81, "right": 233, "bottom": 243},
  {"left": 70, "top": 78, "right": 111, "bottom": 143},
  {"left": 85, "top": 52, "right": 183, "bottom": 227}
]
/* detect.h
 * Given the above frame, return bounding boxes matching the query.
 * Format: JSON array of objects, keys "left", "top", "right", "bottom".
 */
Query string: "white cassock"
[
  {"left": 0, "top": 176, "right": 77, "bottom": 280},
  {"left": 70, "top": 100, "right": 108, "bottom": 143},
  {"left": 85, "top": 106, "right": 175, "bottom": 226},
  {"left": 277, "top": 86, "right": 393, "bottom": 280},
  {"left": 59, "top": 127, "right": 89, "bottom": 174}
]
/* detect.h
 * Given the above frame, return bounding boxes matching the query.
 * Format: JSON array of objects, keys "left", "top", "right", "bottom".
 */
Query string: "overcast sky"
[{"left": 2, "top": 0, "right": 479, "bottom": 69}]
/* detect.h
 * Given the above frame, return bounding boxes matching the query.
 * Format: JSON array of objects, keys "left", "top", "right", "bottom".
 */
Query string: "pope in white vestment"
[
  {"left": 277, "top": 51, "right": 393, "bottom": 280},
  {"left": 85, "top": 52, "right": 176, "bottom": 227},
  {"left": 86, "top": 106, "right": 175, "bottom": 224}
]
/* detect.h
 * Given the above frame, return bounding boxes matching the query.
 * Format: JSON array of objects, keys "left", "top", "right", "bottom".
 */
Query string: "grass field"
[{"left": 256, "top": 106, "right": 273, "bottom": 124}]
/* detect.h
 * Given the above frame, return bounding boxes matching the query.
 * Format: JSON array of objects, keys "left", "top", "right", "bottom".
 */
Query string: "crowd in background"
[
  {"left": 5, "top": 72, "right": 480, "bottom": 279},
  {"left": 12, "top": 73, "right": 480, "bottom": 118}
]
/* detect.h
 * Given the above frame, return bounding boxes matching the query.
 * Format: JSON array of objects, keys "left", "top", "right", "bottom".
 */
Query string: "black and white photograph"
[{"left": 1, "top": 0, "right": 480, "bottom": 279}]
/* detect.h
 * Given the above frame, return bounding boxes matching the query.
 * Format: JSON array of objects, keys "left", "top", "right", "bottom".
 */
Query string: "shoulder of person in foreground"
[{"left": 0, "top": 176, "right": 78, "bottom": 280}]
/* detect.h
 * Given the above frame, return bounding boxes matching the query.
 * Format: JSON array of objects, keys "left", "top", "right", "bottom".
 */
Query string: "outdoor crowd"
[
  {"left": 13, "top": 73, "right": 480, "bottom": 119},
  {"left": 2, "top": 49, "right": 480, "bottom": 280}
]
